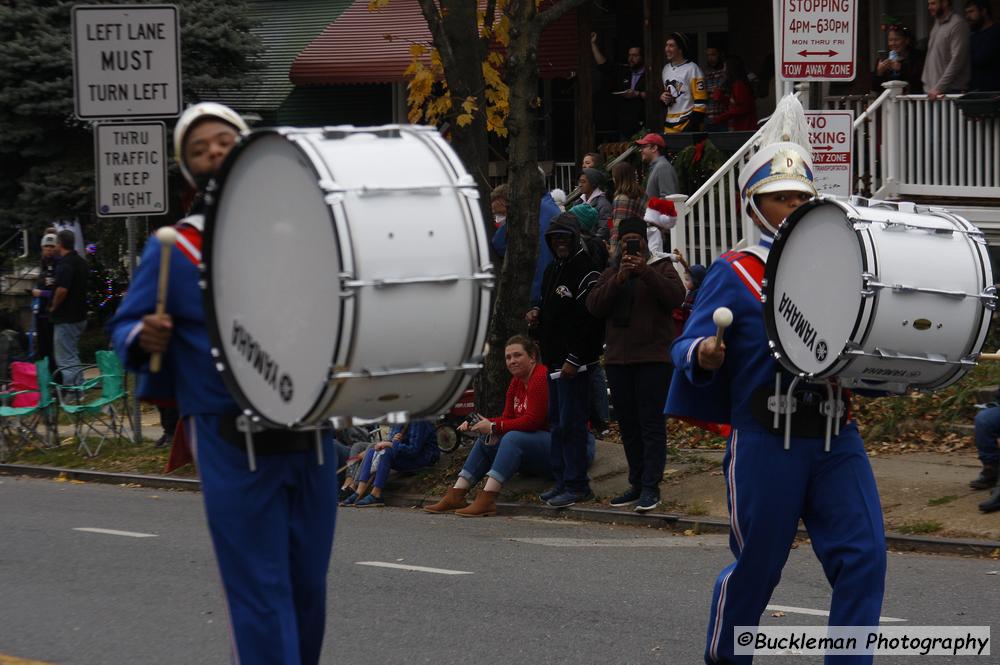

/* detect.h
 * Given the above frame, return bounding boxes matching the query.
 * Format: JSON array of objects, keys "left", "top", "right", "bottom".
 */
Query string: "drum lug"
[
  {"left": 982, "top": 286, "right": 998, "bottom": 310},
  {"left": 766, "top": 394, "right": 797, "bottom": 415},
  {"left": 385, "top": 411, "right": 409, "bottom": 425},
  {"left": 329, "top": 416, "right": 353, "bottom": 429}
]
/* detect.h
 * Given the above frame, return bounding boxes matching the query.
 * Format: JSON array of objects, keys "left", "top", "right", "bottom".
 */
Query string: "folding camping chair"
[
  {"left": 55, "top": 350, "right": 132, "bottom": 457},
  {"left": 0, "top": 357, "right": 59, "bottom": 462}
]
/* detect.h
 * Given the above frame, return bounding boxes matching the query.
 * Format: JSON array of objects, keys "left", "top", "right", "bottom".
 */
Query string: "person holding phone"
[
  {"left": 873, "top": 23, "right": 925, "bottom": 93},
  {"left": 423, "top": 335, "right": 594, "bottom": 517},
  {"left": 585, "top": 217, "right": 686, "bottom": 512}
]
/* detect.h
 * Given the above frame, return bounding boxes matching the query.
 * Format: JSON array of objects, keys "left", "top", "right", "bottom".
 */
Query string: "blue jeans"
[
  {"left": 53, "top": 320, "right": 86, "bottom": 385},
  {"left": 548, "top": 371, "right": 592, "bottom": 493},
  {"left": 459, "top": 431, "right": 552, "bottom": 484},
  {"left": 975, "top": 406, "right": 1000, "bottom": 466},
  {"left": 357, "top": 446, "right": 394, "bottom": 489}
]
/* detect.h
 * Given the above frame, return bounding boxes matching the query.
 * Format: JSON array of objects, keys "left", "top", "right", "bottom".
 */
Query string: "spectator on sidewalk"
[
  {"left": 610, "top": 161, "right": 647, "bottom": 252},
  {"left": 31, "top": 232, "right": 59, "bottom": 362},
  {"left": 873, "top": 23, "right": 926, "bottom": 93},
  {"left": 660, "top": 32, "right": 707, "bottom": 132},
  {"left": 581, "top": 152, "right": 604, "bottom": 170},
  {"left": 922, "top": 0, "right": 971, "bottom": 99},
  {"left": 424, "top": 336, "right": 595, "bottom": 517},
  {"left": 340, "top": 420, "right": 438, "bottom": 508},
  {"left": 636, "top": 133, "right": 680, "bottom": 255},
  {"left": 965, "top": 0, "right": 1000, "bottom": 91},
  {"left": 337, "top": 425, "right": 378, "bottom": 501},
  {"left": 586, "top": 217, "right": 686, "bottom": 512},
  {"left": 579, "top": 168, "right": 613, "bottom": 236},
  {"left": 527, "top": 213, "right": 604, "bottom": 509},
  {"left": 50, "top": 229, "right": 88, "bottom": 386},
  {"left": 971, "top": 400, "right": 1000, "bottom": 513},
  {"left": 490, "top": 183, "right": 509, "bottom": 229},
  {"left": 491, "top": 171, "right": 561, "bottom": 304}
]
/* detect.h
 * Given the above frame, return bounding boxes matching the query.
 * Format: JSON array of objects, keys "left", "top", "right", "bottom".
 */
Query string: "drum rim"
[
  {"left": 201, "top": 128, "right": 334, "bottom": 429},
  {"left": 763, "top": 196, "right": 870, "bottom": 380}
]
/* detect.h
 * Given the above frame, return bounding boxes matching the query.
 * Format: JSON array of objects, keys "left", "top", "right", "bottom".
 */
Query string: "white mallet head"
[
  {"left": 155, "top": 226, "right": 178, "bottom": 247},
  {"left": 713, "top": 307, "right": 733, "bottom": 329}
]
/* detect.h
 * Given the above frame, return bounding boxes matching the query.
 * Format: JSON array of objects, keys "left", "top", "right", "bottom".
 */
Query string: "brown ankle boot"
[
  {"left": 423, "top": 487, "right": 469, "bottom": 514},
  {"left": 455, "top": 490, "right": 499, "bottom": 517}
]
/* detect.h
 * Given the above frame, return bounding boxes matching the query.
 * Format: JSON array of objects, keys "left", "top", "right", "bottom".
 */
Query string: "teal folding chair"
[
  {"left": 0, "top": 357, "right": 59, "bottom": 462},
  {"left": 55, "top": 350, "right": 132, "bottom": 457}
]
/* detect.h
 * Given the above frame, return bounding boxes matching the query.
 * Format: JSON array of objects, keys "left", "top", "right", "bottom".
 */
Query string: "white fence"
[{"left": 674, "top": 81, "right": 1000, "bottom": 262}]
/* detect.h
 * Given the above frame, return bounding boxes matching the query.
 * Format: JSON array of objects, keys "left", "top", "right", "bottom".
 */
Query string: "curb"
[{"left": 3, "top": 464, "right": 998, "bottom": 557}]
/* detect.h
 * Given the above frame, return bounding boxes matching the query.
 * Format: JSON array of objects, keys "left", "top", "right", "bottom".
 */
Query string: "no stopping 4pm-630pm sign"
[
  {"left": 781, "top": 0, "right": 858, "bottom": 81},
  {"left": 94, "top": 122, "right": 167, "bottom": 217}
]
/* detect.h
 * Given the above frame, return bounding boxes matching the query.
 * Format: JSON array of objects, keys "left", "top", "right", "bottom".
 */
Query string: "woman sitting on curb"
[
  {"left": 341, "top": 420, "right": 438, "bottom": 507},
  {"left": 424, "top": 335, "right": 595, "bottom": 517}
]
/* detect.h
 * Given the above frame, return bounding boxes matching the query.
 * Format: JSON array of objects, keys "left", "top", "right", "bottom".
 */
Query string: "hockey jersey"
[{"left": 661, "top": 60, "right": 708, "bottom": 133}]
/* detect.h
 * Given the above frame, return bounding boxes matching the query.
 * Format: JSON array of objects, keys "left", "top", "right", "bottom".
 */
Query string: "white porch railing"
[{"left": 673, "top": 81, "right": 1000, "bottom": 263}]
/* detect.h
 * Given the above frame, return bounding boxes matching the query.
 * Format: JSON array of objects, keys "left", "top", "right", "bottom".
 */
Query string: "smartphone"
[
  {"left": 625, "top": 238, "right": 641, "bottom": 255},
  {"left": 465, "top": 413, "right": 482, "bottom": 426},
  {"left": 877, "top": 50, "right": 889, "bottom": 61}
]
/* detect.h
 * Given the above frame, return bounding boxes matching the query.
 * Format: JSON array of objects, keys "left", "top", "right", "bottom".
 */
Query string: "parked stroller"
[{"left": 435, "top": 388, "right": 478, "bottom": 453}]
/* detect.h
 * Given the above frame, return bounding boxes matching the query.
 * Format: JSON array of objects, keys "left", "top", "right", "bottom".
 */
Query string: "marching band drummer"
[
  {"left": 666, "top": 95, "right": 887, "bottom": 665},
  {"left": 109, "top": 103, "right": 340, "bottom": 665}
]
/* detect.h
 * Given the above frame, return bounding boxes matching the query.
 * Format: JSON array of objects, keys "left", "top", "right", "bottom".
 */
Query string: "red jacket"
[
  {"left": 717, "top": 80, "right": 758, "bottom": 131},
  {"left": 491, "top": 362, "right": 549, "bottom": 435}
]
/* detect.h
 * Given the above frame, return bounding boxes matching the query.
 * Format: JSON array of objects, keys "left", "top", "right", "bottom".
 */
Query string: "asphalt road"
[{"left": 0, "top": 475, "right": 997, "bottom": 664}]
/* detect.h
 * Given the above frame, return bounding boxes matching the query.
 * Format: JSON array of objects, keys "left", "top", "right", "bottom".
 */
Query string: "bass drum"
[
  {"left": 763, "top": 196, "right": 995, "bottom": 393},
  {"left": 202, "top": 125, "right": 492, "bottom": 428}
]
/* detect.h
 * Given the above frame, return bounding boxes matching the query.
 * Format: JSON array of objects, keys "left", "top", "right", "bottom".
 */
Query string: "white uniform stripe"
[
  {"left": 709, "top": 569, "right": 733, "bottom": 661},
  {"left": 73, "top": 527, "right": 156, "bottom": 538},
  {"left": 730, "top": 259, "right": 762, "bottom": 297},
  {"left": 687, "top": 337, "right": 706, "bottom": 365},
  {"left": 728, "top": 430, "right": 745, "bottom": 553},
  {"left": 174, "top": 231, "right": 201, "bottom": 263},
  {"left": 124, "top": 320, "right": 144, "bottom": 350}
]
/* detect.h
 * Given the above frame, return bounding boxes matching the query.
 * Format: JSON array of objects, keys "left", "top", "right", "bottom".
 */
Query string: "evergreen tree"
[{"left": 0, "top": 0, "right": 261, "bottom": 266}]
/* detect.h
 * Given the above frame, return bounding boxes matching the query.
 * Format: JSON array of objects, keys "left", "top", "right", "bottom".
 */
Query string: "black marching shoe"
[
  {"left": 970, "top": 464, "right": 999, "bottom": 490},
  {"left": 978, "top": 482, "right": 1000, "bottom": 513}
]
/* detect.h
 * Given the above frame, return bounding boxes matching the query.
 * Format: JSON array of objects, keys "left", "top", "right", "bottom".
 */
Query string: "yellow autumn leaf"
[
  {"left": 456, "top": 113, "right": 474, "bottom": 127},
  {"left": 461, "top": 96, "right": 478, "bottom": 114},
  {"left": 410, "top": 42, "right": 427, "bottom": 59},
  {"left": 368, "top": 0, "right": 392, "bottom": 10}
]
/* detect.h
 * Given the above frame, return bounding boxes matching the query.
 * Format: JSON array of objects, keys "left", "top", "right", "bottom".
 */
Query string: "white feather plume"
[{"left": 756, "top": 94, "right": 811, "bottom": 150}]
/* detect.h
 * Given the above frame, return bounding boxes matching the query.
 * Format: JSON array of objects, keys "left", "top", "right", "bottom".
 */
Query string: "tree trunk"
[{"left": 420, "top": 0, "right": 494, "bottom": 239}]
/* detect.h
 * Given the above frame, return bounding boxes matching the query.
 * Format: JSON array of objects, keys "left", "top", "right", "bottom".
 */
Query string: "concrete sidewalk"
[{"left": 385, "top": 439, "right": 1000, "bottom": 547}]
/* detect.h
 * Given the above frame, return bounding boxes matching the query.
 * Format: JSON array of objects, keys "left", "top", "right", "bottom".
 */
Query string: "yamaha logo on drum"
[
  {"left": 814, "top": 340, "right": 828, "bottom": 363},
  {"left": 777, "top": 292, "right": 819, "bottom": 353},
  {"left": 231, "top": 320, "right": 294, "bottom": 403}
]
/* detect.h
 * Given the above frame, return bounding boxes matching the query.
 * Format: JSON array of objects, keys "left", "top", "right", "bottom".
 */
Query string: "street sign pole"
[{"left": 126, "top": 214, "right": 143, "bottom": 443}]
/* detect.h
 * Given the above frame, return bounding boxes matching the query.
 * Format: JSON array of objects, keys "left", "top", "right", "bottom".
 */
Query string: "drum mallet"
[
  {"left": 980, "top": 351, "right": 1000, "bottom": 361},
  {"left": 149, "top": 226, "right": 178, "bottom": 374},
  {"left": 713, "top": 307, "right": 733, "bottom": 344}
]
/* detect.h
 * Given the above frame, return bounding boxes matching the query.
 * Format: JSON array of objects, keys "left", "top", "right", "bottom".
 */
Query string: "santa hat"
[{"left": 644, "top": 197, "right": 678, "bottom": 230}]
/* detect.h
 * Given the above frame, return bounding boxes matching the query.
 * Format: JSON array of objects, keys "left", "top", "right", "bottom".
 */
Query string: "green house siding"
[{"left": 276, "top": 85, "right": 393, "bottom": 127}]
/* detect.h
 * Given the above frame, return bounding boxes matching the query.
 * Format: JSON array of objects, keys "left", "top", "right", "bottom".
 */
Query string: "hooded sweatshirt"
[{"left": 535, "top": 214, "right": 605, "bottom": 369}]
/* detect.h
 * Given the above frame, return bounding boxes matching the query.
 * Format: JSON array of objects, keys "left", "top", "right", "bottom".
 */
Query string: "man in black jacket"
[{"left": 526, "top": 213, "right": 604, "bottom": 508}]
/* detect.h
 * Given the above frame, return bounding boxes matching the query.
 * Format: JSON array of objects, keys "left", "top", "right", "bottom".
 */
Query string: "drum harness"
[
  {"left": 233, "top": 413, "right": 328, "bottom": 473},
  {"left": 732, "top": 245, "right": 847, "bottom": 453}
]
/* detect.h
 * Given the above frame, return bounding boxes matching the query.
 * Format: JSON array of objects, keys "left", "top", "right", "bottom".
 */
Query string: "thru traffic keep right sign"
[{"left": 781, "top": 0, "right": 858, "bottom": 81}]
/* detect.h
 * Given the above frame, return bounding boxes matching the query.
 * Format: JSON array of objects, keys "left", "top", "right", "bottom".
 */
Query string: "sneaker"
[
  {"left": 547, "top": 489, "right": 595, "bottom": 509},
  {"left": 355, "top": 494, "right": 385, "bottom": 508},
  {"left": 339, "top": 492, "right": 359, "bottom": 507},
  {"left": 609, "top": 487, "right": 642, "bottom": 507},
  {"left": 634, "top": 491, "right": 661, "bottom": 513},
  {"left": 153, "top": 433, "right": 170, "bottom": 449},
  {"left": 970, "top": 465, "right": 999, "bottom": 490},
  {"left": 539, "top": 486, "right": 564, "bottom": 503}
]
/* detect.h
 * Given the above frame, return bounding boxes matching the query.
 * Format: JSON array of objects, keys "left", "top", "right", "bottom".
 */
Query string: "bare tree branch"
[
  {"left": 416, "top": 0, "right": 458, "bottom": 68},
  {"left": 536, "top": 0, "right": 591, "bottom": 30}
]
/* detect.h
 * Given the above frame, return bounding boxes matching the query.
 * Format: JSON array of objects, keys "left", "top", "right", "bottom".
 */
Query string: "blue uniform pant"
[
  {"left": 705, "top": 423, "right": 886, "bottom": 665},
  {"left": 189, "top": 415, "right": 338, "bottom": 665},
  {"left": 974, "top": 406, "right": 1000, "bottom": 466},
  {"left": 605, "top": 362, "right": 671, "bottom": 492},
  {"left": 548, "top": 372, "right": 592, "bottom": 493}
]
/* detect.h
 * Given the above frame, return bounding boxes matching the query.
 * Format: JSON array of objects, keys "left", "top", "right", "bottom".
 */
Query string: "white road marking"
[
  {"left": 508, "top": 536, "right": 729, "bottom": 548},
  {"left": 73, "top": 527, "right": 157, "bottom": 538},
  {"left": 355, "top": 561, "right": 473, "bottom": 575},
  {"left": 766, "top": 604, "right": 906, "bottom": 623}
]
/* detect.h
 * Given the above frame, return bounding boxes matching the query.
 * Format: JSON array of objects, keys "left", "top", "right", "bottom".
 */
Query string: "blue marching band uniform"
[
  {"left": 110, "top": 103, "right": 338, "bottom": 665},
  {"left": 666, "top": 96, "right": 887, "bottom": 665}
]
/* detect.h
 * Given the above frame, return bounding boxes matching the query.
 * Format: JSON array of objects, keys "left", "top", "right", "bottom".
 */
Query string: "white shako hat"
[
  {"left": 737, "top": 95, "right": 817, "bottom": 233},
  {"left": 173, "top": 102, "right": 249, "bottom": 186}
]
